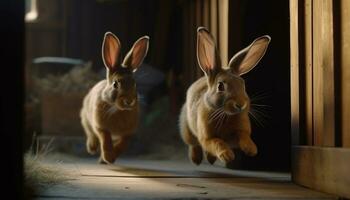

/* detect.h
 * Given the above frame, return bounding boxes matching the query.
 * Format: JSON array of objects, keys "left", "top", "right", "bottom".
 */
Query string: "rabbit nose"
[
  {"left": 124, "top": 99, "right": 135, "bottom": 106},
  {"left": 234, "top": 102, "right": 247, "bottom": 111}
]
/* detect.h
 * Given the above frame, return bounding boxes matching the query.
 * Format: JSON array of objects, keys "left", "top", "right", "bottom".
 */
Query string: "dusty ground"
[{"left": 30, "top": 154, "right": 337, "bottom": 200}]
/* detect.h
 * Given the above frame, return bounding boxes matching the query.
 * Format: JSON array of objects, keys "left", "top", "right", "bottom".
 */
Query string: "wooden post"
[
  {"left": 340, "top": 0, "right": 350, "bottom": 147},
  {"left": 218, "top": 0, "right": 228, "bottom": 66},
  {"left": 304, "top": 0, "right": 313, "bottom": 145},
  {"left": 312, "top": 0, "right": 335, "bottom": 147},
  {"left": 290, "top": 0, "right": 301, "bottom": 145}
]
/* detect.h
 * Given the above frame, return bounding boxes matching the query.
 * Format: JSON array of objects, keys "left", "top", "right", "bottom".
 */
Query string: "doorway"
[{"left": 15, "top": 0, "right": 348, "bottom": 199}]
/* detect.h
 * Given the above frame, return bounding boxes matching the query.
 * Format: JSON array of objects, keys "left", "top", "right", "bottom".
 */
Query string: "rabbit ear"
[
  {"left": 102, "top": 32, "right": 121, "bottom": 72},
  {"left": 228, "top": 35, "right": 271, "bottom": 76},
  {"left": 197, "top": 27, "right": 221, "bottom": 76},
  {"left": 122, "top": 36, "right": 149, "bottom": 72}
]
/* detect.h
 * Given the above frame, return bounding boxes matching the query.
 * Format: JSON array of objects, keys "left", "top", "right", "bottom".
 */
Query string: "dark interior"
[
  {"left": 2, "top": 0, "right": 290, "bottom": 198},
  {"left": 24, "top": 0, "right": 290, "bottom": 170}
]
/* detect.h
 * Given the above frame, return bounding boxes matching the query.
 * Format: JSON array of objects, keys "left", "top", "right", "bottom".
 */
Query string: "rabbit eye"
[
  {"left": 217, "top": 82, "right": 225, "bottom": 92},
  {"left": 113, "top": 81, "right": 118, "bottom": 88}
]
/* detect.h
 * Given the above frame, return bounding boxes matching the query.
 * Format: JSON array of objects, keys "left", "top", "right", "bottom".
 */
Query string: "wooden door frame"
[{"left": 290, "top": 0, "right": 350, "bottom": 198}]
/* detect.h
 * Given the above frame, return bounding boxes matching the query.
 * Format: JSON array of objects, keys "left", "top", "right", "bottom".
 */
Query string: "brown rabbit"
[
  {"left": 179, "top": 27, "right": 270, "bottom": 165},
  {"left": 80, "top": 32, "right": 149, "bottom": 164}
]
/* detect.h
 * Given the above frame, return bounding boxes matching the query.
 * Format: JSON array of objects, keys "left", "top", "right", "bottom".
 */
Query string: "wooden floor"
[{"left": 35, "top": 154, "right": 337, "bottom": 200}]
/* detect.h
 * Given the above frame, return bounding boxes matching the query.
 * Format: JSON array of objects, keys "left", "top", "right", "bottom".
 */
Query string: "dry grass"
[
  {"left": 24, "top": 136, "right": 74, "bottom": 188},
  {"left": 34, "top": 61, "right": 100, "bottom": 93}
]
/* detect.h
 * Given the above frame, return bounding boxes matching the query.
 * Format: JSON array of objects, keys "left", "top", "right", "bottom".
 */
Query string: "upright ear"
[
  {"left": 102, "top": 32, "right": 122, "bottom": 72},
  {"left": 228, "top": 35, "right": 271, "bottom": 76},
  {"left": 122, "top": 36, "right": 149, "bottom": 72},
  {"left": 197, "top": 27, "right": 221, "bottom": 76}
]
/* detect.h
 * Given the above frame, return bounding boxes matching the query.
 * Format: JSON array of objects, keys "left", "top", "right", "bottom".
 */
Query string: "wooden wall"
[
  {"left": 340, "top": 0, "right": 350, "bottom": 148},
  {"left": 290, "top": 0, "right": 350, "bottom": 198},
  {"left": 181, "top": 0, "right": 229, "bottom": 89}
]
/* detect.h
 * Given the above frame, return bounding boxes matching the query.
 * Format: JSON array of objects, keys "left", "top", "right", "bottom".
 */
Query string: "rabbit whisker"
[
  {"left": 250, "top": 90, "right": 270, "bottom": 98},
  {"left": 251, "top": 103, "right": 272, "bottom": 108},
  {"left": 208, "top": 108, "right": 221, "bottom": 121},
  {"left": 108, "top": 105, "right": 118, "bottom": 114},
  {"left": 250, "top": 95, "right": 269, "bottom": 102},
  {"left": 252, "top": 108, "right": 268, "bottom": 125},
  {"left": 210, "top": 110, "right": 223, "bottom": 122},
  {"left": 251, "top": 107, "right": 270, "bottom": 119},
  {"left": 215, "top": 111, "right": 227, "bottom": 129},
  {"left": 209, "top": 107, "right": 224, "bottom": 122},
  {"left": 103, "top": 105, "right": 118, "bottom": 118},
  {"left": 214, "top": 113, "right": 223, "bottom": 129},
  {"left": 250, "top": 92, "right": 270, "bottom": 102},
  {"left": 220, "top": 113, "right": 228, "bottom": 129},
  {"left": 248, "top": 111, "right": 264, "bottom": 127}
]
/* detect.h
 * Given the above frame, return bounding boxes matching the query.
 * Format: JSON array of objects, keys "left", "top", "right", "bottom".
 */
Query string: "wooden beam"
[
  {"left": 218, "top": 0, "right": 228, "bottom": 66},
  {"left": 290, "top": 0, "right": 301, "bottom": 145},
  {"left": 292, "top": 146, "right": 350, "bottom": 198},
  {"left": 312, "top": 0, "right": 324, "bottom": 146},
  {"left": 304, "top": 0, "right": 313, "bottom": 145},
  {"left": 340, "top": 0, "right": 350, "bottom": 147},
  {"left": 203, "top": 0, "right": 210, "bottom": 28},
  {"left": 312, "top": 0, "right": 335, "bottom": 146},
  {"left": 196, "top": 0, "right": 204, "bottom": 78},
  {"left": 210, "top": 0, "right": 218, "bottom": 41}
]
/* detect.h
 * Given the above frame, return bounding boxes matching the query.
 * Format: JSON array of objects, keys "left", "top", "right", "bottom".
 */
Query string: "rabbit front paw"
[
  {"left": 86, "top": 138, "right": 98, "bottom": 155},
  {"left": 217, "top": 149, "right": 235, "bottom": 163},
  {"left": 101, "top": 151, "right": 116, "bottom": 164},
  {"left": 189, "top": 145, "right": 203, "bottom": 165},
  {"left": 205, "top": 152, "right": 217, "bottom": 165},
  {"left": 239, "top": 138, "right": 258, "bottom": 156}
]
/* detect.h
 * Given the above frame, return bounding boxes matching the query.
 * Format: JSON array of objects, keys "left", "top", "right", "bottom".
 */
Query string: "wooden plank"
[
  {"left": 292, "top": 146, "right": 350, "bottom": 198},
  {"left": 312, "top": 0, "right": 335, "bottom": 146},
  {"left": 39, "top": 158, "right": 336, "bottom": 199},
  {"left": 321, "top": 0, "right": 335, "bottom": 147},
  {"left": 195, "top": 0, "right": 202, "bottom": 26},
  {"left": 203, "top": 0, "right": 210, "bottom": 28},
  {"left": 312, "top": 0, "right": 324, "bottom": 146},
  {"left": 341, "top": 0, "right": 350, "bottom": 147},
  {"left": 304, "top": 0, "right": 313, "bottom": 145},
  {"left": 218, "top": 0, "right": 228, "bottom": 66},
  {"left": 210, "top": 0, "right": 218, "bottom": 41},
  {"left": 196, "top": 0, "right": 204, "bottom": 78},
  {"left": 290, "top": 0, "right": 300, "bottom": 145}
]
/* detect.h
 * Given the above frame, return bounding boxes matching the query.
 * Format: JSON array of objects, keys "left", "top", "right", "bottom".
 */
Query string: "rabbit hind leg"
[
  {"left": 179, "top": 106, "right": 203, "bottom": 165},
  {"left": 81, "top": 117, "right": 99, "bottom": 155}
]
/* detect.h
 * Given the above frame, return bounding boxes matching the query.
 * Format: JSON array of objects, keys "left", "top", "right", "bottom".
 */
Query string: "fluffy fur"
[
  {"left": 179, "top": 27, "right": 271, "bottom": 165},
  {"left": 80, "top": 32, "right": 149, "bottom": 164}
]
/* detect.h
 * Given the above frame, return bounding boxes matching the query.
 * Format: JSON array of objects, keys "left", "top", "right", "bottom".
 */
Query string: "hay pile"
[
  {"left": 34, "top": 61, "right": 101, "bottom": 94},
  {"left": 24, "top": 137, "right": 74, "bottom": 190},
  {"left": 24, "top": 153, "right": 71, "bottom": 187}
]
